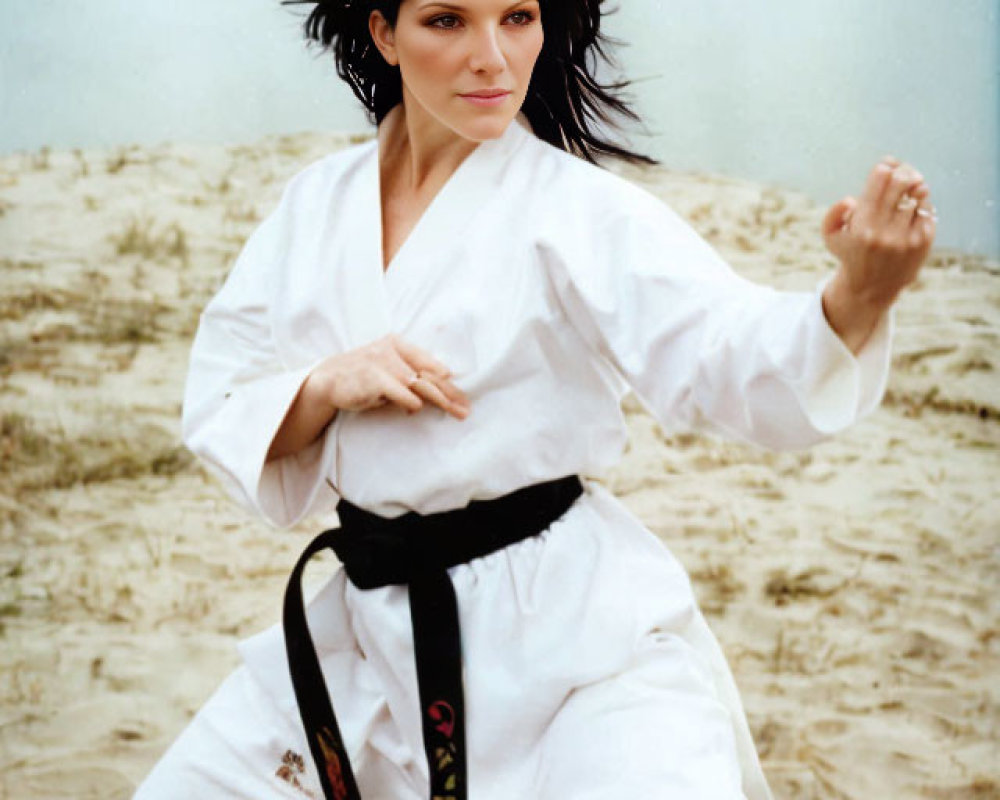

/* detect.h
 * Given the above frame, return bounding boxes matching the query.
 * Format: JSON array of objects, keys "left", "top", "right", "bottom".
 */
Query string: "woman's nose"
[{"left": 467, "top": 27, "right": 506, "bottom": 74}]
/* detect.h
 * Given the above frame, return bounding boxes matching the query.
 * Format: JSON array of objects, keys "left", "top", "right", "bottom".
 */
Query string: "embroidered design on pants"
[{"left": 275, "top": 749, "right": 318, "bottom": 798}]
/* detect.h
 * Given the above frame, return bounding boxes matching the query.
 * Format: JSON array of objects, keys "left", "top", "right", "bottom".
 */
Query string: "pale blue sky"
[{"left": 1, "top": 0, "right": 997, "bottom": 255}]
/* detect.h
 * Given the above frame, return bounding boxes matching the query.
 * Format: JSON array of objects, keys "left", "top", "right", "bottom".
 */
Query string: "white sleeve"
[
  {"left": 181, "top": 193, "right": 339, "bottom": 528},
  {"left": 542, "top": 196, "right": 894, "bottom": 450}
]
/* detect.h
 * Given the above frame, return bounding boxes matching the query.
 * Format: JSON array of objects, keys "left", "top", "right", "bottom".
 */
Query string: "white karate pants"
[{"left": 135, "top": 483, "right": 770, "bottom": 799}]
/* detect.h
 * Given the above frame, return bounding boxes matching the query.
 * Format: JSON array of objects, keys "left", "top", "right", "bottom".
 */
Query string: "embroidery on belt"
[
  {"left": 317, "top": 727, "right": 351, "bottom": 800},
  {"left": 429, "top": 700, "right": 459, "bottom": 800}
]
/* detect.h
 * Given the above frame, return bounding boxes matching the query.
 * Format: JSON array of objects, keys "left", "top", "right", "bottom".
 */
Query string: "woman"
[{"left": 137, "top": 1, "right": 935, "bottom": 797}]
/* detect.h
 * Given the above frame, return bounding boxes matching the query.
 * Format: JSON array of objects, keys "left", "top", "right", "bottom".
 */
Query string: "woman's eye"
[
  {"left": 427, "top": 10, "right": 536, "bottom": 30},
  {"left": 428, "top": 15, "right": 460, "bottom": 29}
]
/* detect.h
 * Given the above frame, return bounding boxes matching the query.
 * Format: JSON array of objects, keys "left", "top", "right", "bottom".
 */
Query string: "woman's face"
[{"left": 370, "top": 0, "right": 544, "bottom": 142}]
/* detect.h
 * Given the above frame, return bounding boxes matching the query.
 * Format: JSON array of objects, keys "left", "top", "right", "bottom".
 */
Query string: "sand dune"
[{"left": 1, "top": 132, "right": 997, "bottom": 799}]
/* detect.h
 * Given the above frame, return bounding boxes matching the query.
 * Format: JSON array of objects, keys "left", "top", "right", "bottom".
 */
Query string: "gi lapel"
[{"left": 373, "top": 116, "right": 533, "bottom": 331}]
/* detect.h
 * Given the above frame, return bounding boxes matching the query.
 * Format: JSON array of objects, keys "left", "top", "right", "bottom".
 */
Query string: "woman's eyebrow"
[{"left": 417, "top": 1, "right": 538, "bottom": 12}]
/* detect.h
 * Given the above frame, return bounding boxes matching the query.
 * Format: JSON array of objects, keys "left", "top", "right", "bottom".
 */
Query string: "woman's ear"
[{"left": 369, "top": 11, "right": 399, "bottom": 67}]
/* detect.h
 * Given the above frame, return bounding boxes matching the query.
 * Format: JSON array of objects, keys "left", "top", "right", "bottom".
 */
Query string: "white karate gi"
[{"left": 137, "top": 113, "right": 893, "bottom": 799}]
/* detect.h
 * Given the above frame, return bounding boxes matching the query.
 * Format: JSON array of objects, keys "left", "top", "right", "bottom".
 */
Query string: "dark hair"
[{"left": 281, "top": 0, "right": 657, "bottom": 166}]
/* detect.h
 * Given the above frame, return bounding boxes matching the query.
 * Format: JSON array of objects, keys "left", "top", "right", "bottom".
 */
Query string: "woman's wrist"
[
  {"left": 301, "top": 364, "right": 340, "bottom": 416},
  {"left": 821, "top": 267, "right": 892, "bottom": 356},
  {"left": 266, "top": 365, "right": 340, "bottom": 462}
]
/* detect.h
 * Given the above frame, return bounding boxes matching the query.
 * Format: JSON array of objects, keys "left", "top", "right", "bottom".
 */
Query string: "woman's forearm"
[{"left": 266, "top": 371, "right": 339, "bottom": 462}]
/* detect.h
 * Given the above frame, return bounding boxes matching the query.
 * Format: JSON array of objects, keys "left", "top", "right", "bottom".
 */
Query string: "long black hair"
[{"left": 281, "top": 0, "right": 657, "bottom": 166}]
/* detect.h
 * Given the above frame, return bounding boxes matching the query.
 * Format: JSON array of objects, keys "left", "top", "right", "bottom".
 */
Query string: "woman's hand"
[
  {"left": 307, "top": 334, "right": 469, "bottom": 418},
  {"left": 820, "top": 155, "right": 938, "bottom": 353},
  {"left": 266, "top": 334, "right": 468, "bottom": 461}
]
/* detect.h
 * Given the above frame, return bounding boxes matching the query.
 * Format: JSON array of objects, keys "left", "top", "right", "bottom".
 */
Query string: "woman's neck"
[{"left": 377, "top": 100, "right": 479, "bottom": 196}]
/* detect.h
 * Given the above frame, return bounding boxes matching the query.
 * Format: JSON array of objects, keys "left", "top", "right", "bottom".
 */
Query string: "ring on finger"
[
  {"left": 406, "top": 372, "right": 421, "bottom": 388},
  {"left": 897, "top": 192, "right": 939, "bottom": 221}
]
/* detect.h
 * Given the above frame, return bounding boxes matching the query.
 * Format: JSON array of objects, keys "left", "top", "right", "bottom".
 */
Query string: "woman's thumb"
[{"left": 822, "top": 196, "right": 856, "bottom": 239}]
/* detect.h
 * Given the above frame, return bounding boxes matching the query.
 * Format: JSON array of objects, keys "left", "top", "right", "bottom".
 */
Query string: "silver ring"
[
  {"left": 406, "top": 372, "right": 420, "bottom": 388},
  {"left": 896, "top": 194, "right": 918, "bottom": 212}
]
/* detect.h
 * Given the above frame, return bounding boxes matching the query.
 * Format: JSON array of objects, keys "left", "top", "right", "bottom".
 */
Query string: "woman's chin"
[{"left": 453, "top": 112, "right": 520, "bottom": 143}]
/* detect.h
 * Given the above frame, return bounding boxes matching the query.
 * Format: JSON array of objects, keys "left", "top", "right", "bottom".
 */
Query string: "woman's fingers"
[
  {"left": 373, "top": 370, "right": 424, "bottom": 413},
  {"left": 403, "top": 365, "right": 469, "bottom": 418},
  {"left": 382, "top": 347, "right": 461, "bottom": 409},
  {"left": 394, "top": 337, "right": 453, "bottom": 379},
  {"left": 859, "top": 161, "right": 894, "bottom": 222},
  {"left": 331, "top": 333, "right": 469, "bottom": 419},
  {"left": 914, "top": 197, "right": 938, "bottom": 246},
  {"left": 424, "top": 371, "right": 470, "bottom": 416},
  {"left": 389, "top": 336, "right": 469, "bottom": 418},
  {"left": 884, "top": 165, "right": 925, "bottom": 225},
  {"left": 855, "top": 156, "right": 932, "bottom": 236},
  {"left": 409, "top": 374, "right": 469, "bottom": 419},
  {"left": 916, "top": 195, "right": 938, "bottom": 222},
  {"left": 360, "top": 368, "right": 466, "bottom": 420}
]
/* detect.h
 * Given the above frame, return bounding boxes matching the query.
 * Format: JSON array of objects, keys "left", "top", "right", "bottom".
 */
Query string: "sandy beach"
[{"left": 1, "top": 132, "right": 997, "bottom": 799}]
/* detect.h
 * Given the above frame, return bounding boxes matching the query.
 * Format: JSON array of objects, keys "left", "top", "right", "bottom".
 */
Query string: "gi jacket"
[
  {"left": 180, "top": 113, "right": 893, "bottom": 799},
  {"left": 183, "top": 113, "right": 892, "bottom": 526}
]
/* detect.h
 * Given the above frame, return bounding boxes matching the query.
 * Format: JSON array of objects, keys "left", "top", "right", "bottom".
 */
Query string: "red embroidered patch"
[{"left": 428, "top": 700, "right": 456, "bottom": 739}]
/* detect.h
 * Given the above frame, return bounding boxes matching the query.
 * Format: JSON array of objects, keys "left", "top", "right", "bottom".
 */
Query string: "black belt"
[{"left": 283, "top": 475, "right": 584, "bottom": 800}]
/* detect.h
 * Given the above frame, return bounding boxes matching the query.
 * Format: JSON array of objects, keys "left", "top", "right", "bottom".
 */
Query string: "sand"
[{"left": 1, "top": 132, "right": 997, "bottom": 799}]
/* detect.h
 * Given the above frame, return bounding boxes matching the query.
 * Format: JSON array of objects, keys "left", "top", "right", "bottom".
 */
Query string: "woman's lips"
[{"left": 459, "top": 91, "right": 511, "bottom": 107}]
